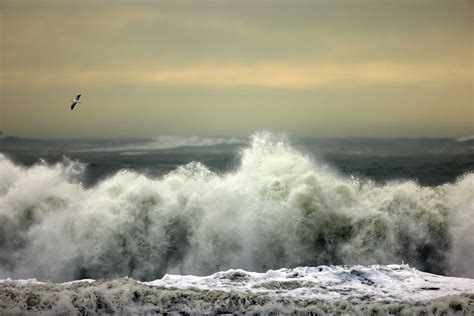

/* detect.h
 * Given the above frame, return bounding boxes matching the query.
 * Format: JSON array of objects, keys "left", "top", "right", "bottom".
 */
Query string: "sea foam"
[{"left": 1, "top": 265, "right": 473, "bottom": 314}]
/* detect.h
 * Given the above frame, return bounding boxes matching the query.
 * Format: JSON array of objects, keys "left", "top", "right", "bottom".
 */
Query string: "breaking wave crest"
[
  {"left": 77, "top": 135, "right": 243, "bottom": 152},
  {"left": 0, "top": 132, "right": 473, "bottom": 281}
]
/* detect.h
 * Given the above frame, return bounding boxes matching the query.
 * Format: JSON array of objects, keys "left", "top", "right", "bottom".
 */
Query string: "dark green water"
[{"left": 1, "top": 136, "right": 472, "bottom": 186}]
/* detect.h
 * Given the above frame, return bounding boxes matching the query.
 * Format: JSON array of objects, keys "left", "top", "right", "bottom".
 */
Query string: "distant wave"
[
  {"left": 455, "top": 135, "right": 474, "bottom": 142},
  {"left": 78, "top": 135, "right": 244, "bottom": 152},
  {"left": 0, "top": 132, "right": 473, "bottom": 282},
  {"left": 119, "top": 151, "right": 148, "bottom": 156}
]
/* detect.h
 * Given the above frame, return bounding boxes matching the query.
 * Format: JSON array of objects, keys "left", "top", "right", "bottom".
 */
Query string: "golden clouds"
[{"left": 3, "top": 61, "right": 471, "bottom": 89}]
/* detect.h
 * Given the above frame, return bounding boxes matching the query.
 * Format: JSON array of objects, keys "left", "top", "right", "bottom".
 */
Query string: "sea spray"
[{"left": 0, "top": 132, "right": 473, "bottom": 281}]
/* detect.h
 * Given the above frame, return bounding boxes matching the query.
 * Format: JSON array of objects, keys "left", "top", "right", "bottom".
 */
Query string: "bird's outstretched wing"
[
  {"left": 76, "top": 95, "right": 81, "bottom": 100},
  {"left": 71, "top": 102, "right": 77, "bottom": 110}
]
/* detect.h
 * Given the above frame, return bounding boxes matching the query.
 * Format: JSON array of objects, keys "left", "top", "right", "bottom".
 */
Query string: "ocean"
[
  {"left": 1, "top": 132, "right": 473, "bottom": 313},
  {"left": 2, "top": 134, "right": 472, "bottom": 187}
]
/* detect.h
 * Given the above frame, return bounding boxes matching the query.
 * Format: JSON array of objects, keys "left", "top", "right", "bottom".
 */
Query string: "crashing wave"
[{"left": 0, "top": 132, "right": 473, "bottom": 282}]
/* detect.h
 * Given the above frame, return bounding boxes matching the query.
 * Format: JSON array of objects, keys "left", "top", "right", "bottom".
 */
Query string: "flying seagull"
[{"left": 70, "top": 94, "right": 82, "bottom": 110}]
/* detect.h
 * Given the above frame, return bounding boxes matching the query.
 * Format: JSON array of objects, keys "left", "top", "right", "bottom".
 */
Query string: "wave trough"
[{"left": 0, "top": 132, "right": 473, "bottom": 281}]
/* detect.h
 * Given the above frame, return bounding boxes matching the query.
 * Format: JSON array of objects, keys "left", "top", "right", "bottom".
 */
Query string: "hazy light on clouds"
[
  {"left": 0, "top": 0, "right": 472, "bottom": 138},
  {"left": 3, "top": 61, "right": 471, "bottom": 89}
]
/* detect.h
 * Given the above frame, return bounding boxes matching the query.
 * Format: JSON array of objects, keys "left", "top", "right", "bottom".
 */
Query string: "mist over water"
[{"left": 0, "top": 132, "right": 473, "bottom": 282}]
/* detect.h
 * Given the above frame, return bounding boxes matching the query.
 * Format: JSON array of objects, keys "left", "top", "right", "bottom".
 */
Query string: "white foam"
[{"left": 142, "top": 264, "right": 474, "bottom": 302}]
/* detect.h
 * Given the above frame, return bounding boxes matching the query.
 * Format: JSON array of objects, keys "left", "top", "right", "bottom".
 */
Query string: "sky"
[{"left": 0, "top": 0, "right": 472, "bottom": 138}]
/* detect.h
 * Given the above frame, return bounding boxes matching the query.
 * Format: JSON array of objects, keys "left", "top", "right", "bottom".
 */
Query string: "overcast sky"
[{"left": 1, "top": 0, "right": 472, "bottom": 138}]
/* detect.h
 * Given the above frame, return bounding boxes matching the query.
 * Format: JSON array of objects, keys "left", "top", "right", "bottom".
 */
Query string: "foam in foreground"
[{"left": 1, "top": 265, "right": 474, "bottom": 314}]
